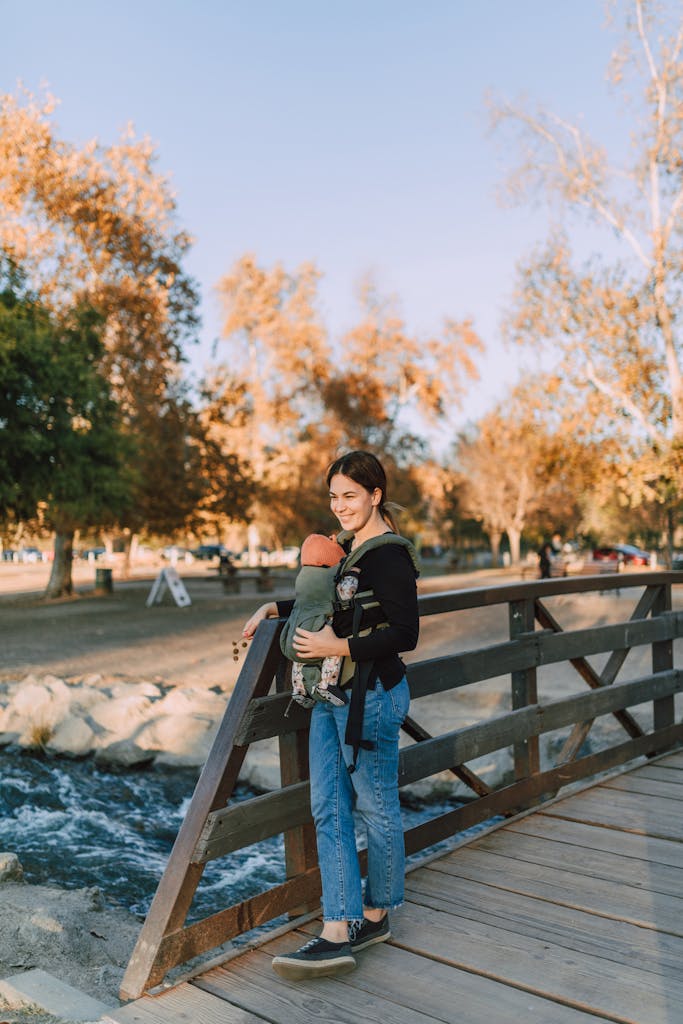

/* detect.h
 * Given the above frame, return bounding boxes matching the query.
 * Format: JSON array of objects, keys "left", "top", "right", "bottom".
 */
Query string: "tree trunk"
[
  {"left": 121, "top": 532, "right": 138, "bottom": 578},
  {"left": 45, "top": 531, "right": 74, "bottom": 598},
  {"left": 507, "top": 526, "right": 522, "bottom": 566},
  {"left": 489, "top": 530, "right": 502, "bottom": 568}
]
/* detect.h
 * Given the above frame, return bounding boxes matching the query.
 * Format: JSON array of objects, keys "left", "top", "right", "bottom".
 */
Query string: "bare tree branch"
[{"left": 585, "top": 358, "right": 666, "bottom": 446}]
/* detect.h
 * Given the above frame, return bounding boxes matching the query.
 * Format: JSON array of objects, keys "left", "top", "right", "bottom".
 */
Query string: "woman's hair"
[{"left": 326, "top": 450, "right": 402, "bottom": 533}]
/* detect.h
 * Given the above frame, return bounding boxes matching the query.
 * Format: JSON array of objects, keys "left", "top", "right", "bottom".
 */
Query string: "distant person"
[{"left": 538, "top": 541, "right": 553, "bottom": 579}]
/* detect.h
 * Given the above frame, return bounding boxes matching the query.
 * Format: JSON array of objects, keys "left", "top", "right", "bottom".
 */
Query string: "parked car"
[
  {"left": 672, "top": 552, "right": 683, "bottom": 570},
  {"left": 18, "top": 546, "right": 45, "bottom": 563},
  {"left": 592, "top": 544, "right": 651, "bottom": 567},
  {"left": 266, "top": 546, "right": 300, "bottom": 568},
  {"left": 79, "top": 547, "right": 106, "bottom": 561},
  {"left": 233, "top": 547, "right": 271, "bottom": 566},
  {"left": 192, "top": 544, "right": 232, "bottom": 561},
  {"left": 162, "top": 545, "right": 195, "bottom": 563}
]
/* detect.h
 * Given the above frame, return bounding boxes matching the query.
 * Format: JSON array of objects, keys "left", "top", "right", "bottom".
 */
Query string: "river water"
[{"left": 0, "top": 748, "right": 485, "bottom": 924}]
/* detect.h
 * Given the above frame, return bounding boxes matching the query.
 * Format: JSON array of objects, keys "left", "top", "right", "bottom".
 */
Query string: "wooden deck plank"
[
  {"left": 114, "top": 753, "right": 683, "bottom": 1023},
  {"left": 403, "top": 872, "right": 683, "bottom": 978},
  {"left": 257, "top": 930, "right": 616, "bottom": 1024},
  {"left": 657, "top": 749, "right": 683, "bottom": 768},
  {"left": 103, "top": 982, "right": 265, "bottom": 1024},
  {"left": 423, "top": 847, "right": 683, "bottom": 933},
  {"left": 600, "top": 774, "right": 683, "bottom": 800},
  {"left": 391, "top": 896, "right": 683, "bottom": 1024},
  {"left": 542, "top": 786, "right": 683, "bottom": 840},
  {"left": 195, "top": 949, "right": 445, "bottom": 1024},
  {"left": 630, "top": 763, "right": 683, "bottom": 783},
  {"left": 468, "top": 827, "right": 683, "bottom": 896},
  {"left": 506, "top": 813, "right": 683, "bottom": 868}
]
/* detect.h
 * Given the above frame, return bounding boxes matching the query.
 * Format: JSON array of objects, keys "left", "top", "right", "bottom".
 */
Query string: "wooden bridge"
[{"left": 106, "top": 572, "right": 683, "bottom": 1024}]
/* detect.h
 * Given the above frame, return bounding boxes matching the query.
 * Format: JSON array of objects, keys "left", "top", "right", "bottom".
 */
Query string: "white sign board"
[{"left": 146, "top": 567, "right": 192, "bottom": 608}]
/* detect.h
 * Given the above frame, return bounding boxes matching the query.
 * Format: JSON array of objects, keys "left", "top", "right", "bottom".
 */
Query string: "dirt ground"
[{"left": 0, "top": 560, "right": 517, "bottom": 689}]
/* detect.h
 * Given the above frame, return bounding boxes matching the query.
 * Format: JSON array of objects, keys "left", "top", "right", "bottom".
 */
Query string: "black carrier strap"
[{"left": 344, "top": 661, "right": 375, "bottom": 773}]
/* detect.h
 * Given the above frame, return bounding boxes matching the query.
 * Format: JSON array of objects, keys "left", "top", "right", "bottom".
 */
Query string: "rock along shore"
[{"left": 0, "top": 857, "right": 140, "bottom": 1021}]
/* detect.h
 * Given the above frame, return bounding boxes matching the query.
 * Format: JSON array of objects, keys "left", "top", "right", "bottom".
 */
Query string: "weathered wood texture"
[
  {"left": 120, "top": 573, "right": 683, "bottom": 1000},
  {"left": 108, "top": 754, "right": 683, "bottom": 1024}
]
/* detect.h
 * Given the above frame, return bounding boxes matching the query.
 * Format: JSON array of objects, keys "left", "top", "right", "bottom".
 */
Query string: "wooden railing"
[{"left": 120, "top": 571, "right": 683, "bottom": 1000}]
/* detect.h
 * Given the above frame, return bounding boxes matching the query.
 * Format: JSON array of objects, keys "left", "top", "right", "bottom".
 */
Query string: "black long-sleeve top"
[{"left": 277, "top": 542, "right": 419, "bottom": 690}]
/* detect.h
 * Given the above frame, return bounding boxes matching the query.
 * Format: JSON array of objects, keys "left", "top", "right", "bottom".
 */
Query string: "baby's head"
[{"left": 300, "top": 533, "right": 345, "bottom": 568}]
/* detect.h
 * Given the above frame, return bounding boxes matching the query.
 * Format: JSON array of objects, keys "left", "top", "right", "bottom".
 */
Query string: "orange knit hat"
[{"left": 301, "top": 533, "right": 345, "bottom": 567}]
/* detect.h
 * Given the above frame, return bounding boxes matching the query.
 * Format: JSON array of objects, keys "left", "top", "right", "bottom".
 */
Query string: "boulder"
[
  {"left": 0, "top": 852, "right": 24, "bottom": 883},
  {"left": 94, "top": 739, "right": 155, "bottom": 768},
  {"left": 138, "top": 715, "right": 218, "bottom": 768},
  {"left": 154, "top": 687, "right": 226, "bottom": 718},
  {"left": 108, "top": 680, "right": 163, "bottom": 701},
  {"left": 239, "top": 739, "right": 281, "bottom": 791},
  {"left": 46, "top": 716, "right": 97, "bottom": 758},
  {"left": 89, "top": 695, "right": 153, "bottom": 736},
  {"left": 11, "top": 680, "right": 69, "bottom": 720}
]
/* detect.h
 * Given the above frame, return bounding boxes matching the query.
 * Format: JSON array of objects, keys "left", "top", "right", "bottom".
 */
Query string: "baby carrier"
[{"left": 281, "top": 531, "right": 420, "bottom": 771}]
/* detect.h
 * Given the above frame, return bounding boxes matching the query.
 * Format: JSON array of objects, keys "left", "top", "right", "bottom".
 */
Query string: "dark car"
[
  {"left": 80, "top": 546, "right": 106, "bottom": 561},
  {"left": 592, "top": 544, "right": 651, "bottom": 566},
  {"left": 192, "top": 544, "right": 231, "bottom": 561}
]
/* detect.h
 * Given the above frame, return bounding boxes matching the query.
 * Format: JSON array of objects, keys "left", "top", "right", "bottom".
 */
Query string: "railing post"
[
  {"left": 275, "top": 659, "right": 318, "bottom": 915},
  {"left": 509, "top": 597, "right": 540, "bottom": 780},
  {"left": 652, "top": 582, "right": 675, "bottom": 732}
]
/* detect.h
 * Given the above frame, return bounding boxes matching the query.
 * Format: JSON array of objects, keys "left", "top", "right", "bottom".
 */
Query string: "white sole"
[{"left": 272, "top": 955, "right": 356, "bottom": 980}]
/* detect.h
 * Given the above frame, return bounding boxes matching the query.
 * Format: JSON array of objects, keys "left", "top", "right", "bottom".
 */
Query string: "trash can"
[{"left": 95, "top": 567, "right": 113, "bottom": 593}]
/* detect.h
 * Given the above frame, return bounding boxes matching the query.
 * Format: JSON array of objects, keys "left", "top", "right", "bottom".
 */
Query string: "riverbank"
[{"left": 0, "top": 863, "right": 139, "bottom": 1023}]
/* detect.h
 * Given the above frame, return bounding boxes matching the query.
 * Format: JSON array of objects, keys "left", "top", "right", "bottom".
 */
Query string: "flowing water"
[{"left": 0, "top": 748, "right": 489, "bottom": 925}]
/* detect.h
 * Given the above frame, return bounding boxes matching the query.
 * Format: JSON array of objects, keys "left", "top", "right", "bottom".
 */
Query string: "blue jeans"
[{"left": 309, "top": 676, "right": 410, "bottom": 922}]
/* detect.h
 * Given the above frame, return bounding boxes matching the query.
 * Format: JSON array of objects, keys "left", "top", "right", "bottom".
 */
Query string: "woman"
[{"left": 242, "top": 450, "right": 419, "bottom": 981}]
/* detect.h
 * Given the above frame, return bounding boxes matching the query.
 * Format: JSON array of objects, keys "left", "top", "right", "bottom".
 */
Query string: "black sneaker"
[
  {"left": 349, "top": 914, "right": 391, "bottom": 952},
  {"left": 271, "top": 936, "right": 356, "bottom": 980}
]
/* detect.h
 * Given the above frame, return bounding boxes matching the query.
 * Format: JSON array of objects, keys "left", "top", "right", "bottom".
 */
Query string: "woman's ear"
[{"left": 372, "top": 487, "right": 382, "bottom": 507}]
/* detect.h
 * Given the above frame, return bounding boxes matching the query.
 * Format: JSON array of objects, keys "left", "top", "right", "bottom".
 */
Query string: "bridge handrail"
[{"left": 120, "top": 571, "right": 683, "bottom": 999}]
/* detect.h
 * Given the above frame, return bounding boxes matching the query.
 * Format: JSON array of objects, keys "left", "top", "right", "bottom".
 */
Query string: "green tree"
[
  {"left": 0, "top": 261, "right": 133, "bottom": 595},
  {"left": 0, "top": 89, "right": 200, "bottom": 572}
]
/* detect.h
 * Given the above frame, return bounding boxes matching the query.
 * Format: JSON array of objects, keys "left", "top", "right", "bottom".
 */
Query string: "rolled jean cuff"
[{"left": 365, "top": 898, "right": 404, "bottom": 911}]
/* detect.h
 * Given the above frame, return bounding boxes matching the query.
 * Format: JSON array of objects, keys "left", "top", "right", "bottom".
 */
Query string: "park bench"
[{"left": 214, "top": 563, "right": 292, "bottom": 594}]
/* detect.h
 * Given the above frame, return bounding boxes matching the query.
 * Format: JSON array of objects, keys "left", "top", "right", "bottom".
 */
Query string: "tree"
[
  {"left": 451, "top": 383, "right": 604, "bottom": 565},
  {"left": 0, "top": 261, "right": 132, "bottom": 595},
  {"left": 493, "top": 0, "right": 683, "bottom": 547},
  {"left": 215, "top": 254, "right": 331, "bottom": 553},
  {"left": 215, "top": 257, "right": 484, "bottom": 545},
  {"left": 0, "top": 89, "right": 200, "bottom": 585},
  {"left": 195, "top": 367, "right": 255, "bottom": 541}
]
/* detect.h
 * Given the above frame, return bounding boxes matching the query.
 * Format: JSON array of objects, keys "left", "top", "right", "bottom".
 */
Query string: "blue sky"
[{"left": 3, "top": 1, "right": 624, "bottom": 436}]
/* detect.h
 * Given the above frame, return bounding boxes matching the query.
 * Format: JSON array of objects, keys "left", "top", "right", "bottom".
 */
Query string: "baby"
[{"left": 280, "top": 533, "right": 359, "bottom": 708}]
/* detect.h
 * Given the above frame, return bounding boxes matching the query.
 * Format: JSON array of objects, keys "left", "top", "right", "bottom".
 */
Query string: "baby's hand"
[{"left": 242, "top": 602, "right": 276, "bottom": 638}]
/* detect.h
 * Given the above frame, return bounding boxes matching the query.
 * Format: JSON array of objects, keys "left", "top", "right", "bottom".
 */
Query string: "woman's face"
[{"left": 329, "top": 473, "right": 381, "bottom": 533}]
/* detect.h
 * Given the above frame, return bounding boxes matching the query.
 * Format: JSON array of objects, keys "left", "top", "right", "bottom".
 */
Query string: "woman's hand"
[
  {"left": 242, "top": 602, "right": 278, "bottom": 639},
  {"left": 293, "top": 624, "right": 350, "bottom": 659}
]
